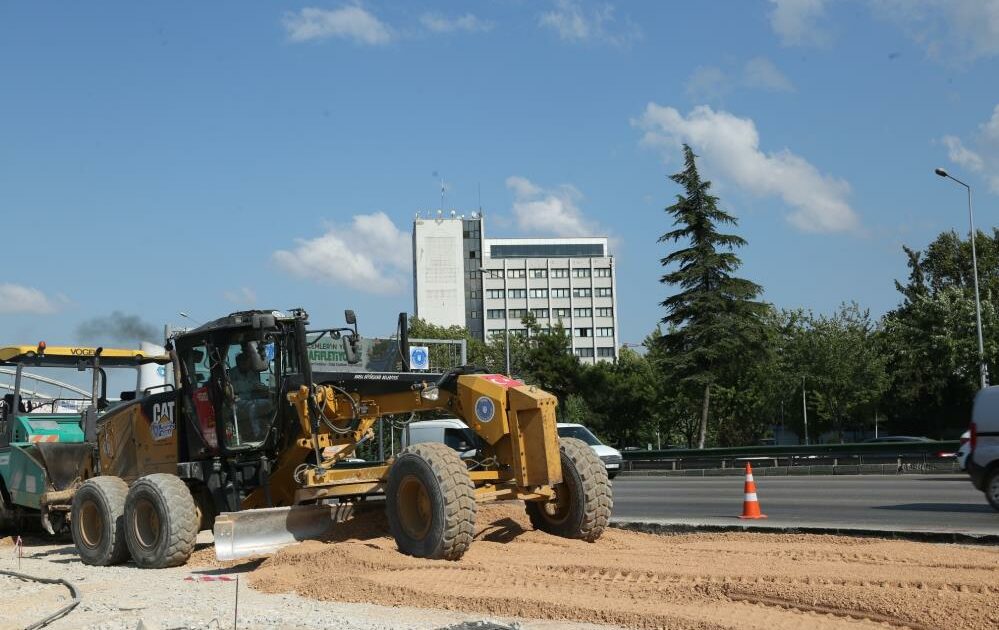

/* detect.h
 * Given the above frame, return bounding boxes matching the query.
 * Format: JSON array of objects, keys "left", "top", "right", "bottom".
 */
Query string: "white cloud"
[
  {"left": 635, "top": 103, "right": 860, "bottom": 234},
  {"left": 273, "top": 212, "right": 410, "bottom": 294},
  {"left": 769, "top": 0, "right": 830, "bottom": 46},
  {"left": 684, "top": 66, "right": 729, "bottom": 101},
  {"left": 223, "top": 287, "right": 257, "bottom": 306},
  {"left": 506, "top": 176, "right": 600, "bottom": 237},
  {"left": 420, "top": 13, "right": 493, "bottom": 34},
  {"left": 743, "top": 57, "right": 795, "bottom": 92},
  {"left": 283, "top": 6, "right": 393, "bottom": 45},
  {"left": 0, "top": 283, "right": 58, "bottom": 314},
  {"left": 538, "top": 0, "right": 641, "bottom": 46},
  {"left": 941, "top": 104, "right": 999, "bottom": 193},
  {"left": 871, "top": 0, "right": 999, "bottom": 62},
  {"left": 685, "top": 57, "right": 794, "bottom": 101}
]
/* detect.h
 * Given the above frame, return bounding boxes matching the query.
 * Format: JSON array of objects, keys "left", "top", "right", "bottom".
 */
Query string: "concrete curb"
[
  {"left": 610, "top": 519, "right": 999, "bottom": 545},
  {"left": 618, "top": 465, "right": 962, "bottom": 477}
]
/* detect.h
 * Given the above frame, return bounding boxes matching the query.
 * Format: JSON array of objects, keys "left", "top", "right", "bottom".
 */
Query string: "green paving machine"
[{"left": 0, "top": 344, "right": 171, "bottom": 534}]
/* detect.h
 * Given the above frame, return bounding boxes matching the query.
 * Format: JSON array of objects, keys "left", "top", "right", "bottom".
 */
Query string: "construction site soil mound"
[{"left": 234, "top": 502, "right": 999, "bottom": 629}]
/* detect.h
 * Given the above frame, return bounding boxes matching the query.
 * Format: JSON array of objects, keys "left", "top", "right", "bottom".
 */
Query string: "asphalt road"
[{"left": 611, "top": 474, "right": 999, "bottom": 536}]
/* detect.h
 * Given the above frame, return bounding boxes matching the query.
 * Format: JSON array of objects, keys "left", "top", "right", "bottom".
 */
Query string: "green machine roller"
[{"left": 0, "top": 344, "right": 171, "bottom": 534}]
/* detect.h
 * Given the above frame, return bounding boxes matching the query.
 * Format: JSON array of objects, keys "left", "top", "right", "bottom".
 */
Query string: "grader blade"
[{"left": 213, "top": 503, "right": 355, "bottom": 561}]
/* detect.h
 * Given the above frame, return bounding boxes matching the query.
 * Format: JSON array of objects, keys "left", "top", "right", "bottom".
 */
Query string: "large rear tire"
[
  {"left": 526, "top": 437, "right": 612, "bottom": 542},
  {"left": 386, "top": 442, "right": 476, "bottom": 560},
  {"left": 71, "top": 476, "right": 130, "bottom": 566},
  {"left": 124, "top": 473, "right": 198, "bottom": 568}
]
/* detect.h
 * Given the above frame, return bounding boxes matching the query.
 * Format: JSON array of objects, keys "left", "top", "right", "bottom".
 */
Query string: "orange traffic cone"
[{"left": 738, "top": 462, "right": 767, "bottom": 519}]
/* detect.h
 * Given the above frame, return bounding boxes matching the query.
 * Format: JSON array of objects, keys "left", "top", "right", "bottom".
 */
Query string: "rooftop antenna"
[
  {"left": 478, "top": 182, "right": 482, "bottom": 213},
  {"left": 440, "top": 176, "right": 446, "bottom": 213}
]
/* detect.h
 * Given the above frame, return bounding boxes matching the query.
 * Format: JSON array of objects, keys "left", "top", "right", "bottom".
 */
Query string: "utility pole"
[{"left": 802, "top": 376, "right": 809, "bottom": 446}]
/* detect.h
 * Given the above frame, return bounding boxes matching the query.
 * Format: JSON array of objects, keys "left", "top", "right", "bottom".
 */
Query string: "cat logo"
[{"left": 150, "top": 401, "right": 176, "bottom": 441}]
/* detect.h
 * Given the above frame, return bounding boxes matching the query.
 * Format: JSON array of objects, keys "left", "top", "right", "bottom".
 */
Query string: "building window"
[
  {"left": 508, "top": 288, "right": 527, "bottom": 299},
  {"left": 551, "top": 288, "right": 570, "bottom": 298},
  {"left": 508, "top": 308, "right": 527, "bottom": 319},
  {"left": 594, "top": 287, "right": 612, "bottom": 298},
  {"left": 510, "top": 328, "right": 527, "bottom": 337},
  {"left": 529, "top": 288, "right": 548, "bottom": 298},
  {"left": 486, "top": 289, "right": 504, "bottom": 299},
  {"left": 572, "top": 268, "right": 591, "bottom": 278},
  {"left": 507, "top": 268, "right": 526, "bottom": 279},
  {"left": 531, "top": 308, "right": 549, "bottom": 318},
  {"left": 487, "top": 329, "right": 505, "bottom": 337},
  {"left": 575, "top": 348, "right": 595, "bottom": 358},
  {"left": 551, "top": 268, "right": 569, "bottom": 278},
  {"left": 594, "top": 267, "right": 612, "bottom": 277},
  {"left": 596, "top": 307, "right": 613, "bottom": 317},
  {"left": 597, "top": 347, "right": 615, "bottom": 357},
  {"left": 469, "top": 250, "right": 477, "bottom": 259},
  {"left": 576, "top": 328, "right": 592, "bottom": 337},
  {"left": 530, "top": 269, "right": 548, "bottom": 278},
  {"left": 482, "top": 269, "right": 503, "bottom": 279},
  {"left": 553, "top": 308, "right": 570, "bottom": 318},
  {"left": 573, "top": 308, "right": 592, "bottom": 317},
  {"left": 573, "top": 288, "right": 592, "bottom": 298},
  {"left": 596, "top": 327, "right": 614, "bottom": 337},
  {"left": 470, "top": 311, "right": 480, "bottom": 319},
  {"left": 469, "top": 290, "right": 479, "bottom": 299},
  {"left": 487, "top": 309, "right": 505, "bottom": 319}
]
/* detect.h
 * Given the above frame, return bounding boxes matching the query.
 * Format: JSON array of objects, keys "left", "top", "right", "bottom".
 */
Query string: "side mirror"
[
  {"left": 344, "top": 310, "right": 356, "bottom": 325},
  {"left": 342, "top": 336, "right": 359, "bottom": 364}
]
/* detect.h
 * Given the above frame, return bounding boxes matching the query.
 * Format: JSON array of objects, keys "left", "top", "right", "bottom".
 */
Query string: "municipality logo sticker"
[{"left": 474, "top": 396, "right": 495, "bottom": 423}]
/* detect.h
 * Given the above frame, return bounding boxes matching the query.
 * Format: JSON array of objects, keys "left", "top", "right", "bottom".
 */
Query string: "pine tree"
[{"left": 659, "top": 145, "right": 767, "bottom": 448}]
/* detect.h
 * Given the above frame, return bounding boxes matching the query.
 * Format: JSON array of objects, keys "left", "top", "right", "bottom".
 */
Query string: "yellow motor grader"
[{"left": 68, "top": 308, "right": 611, "bottom": 568}]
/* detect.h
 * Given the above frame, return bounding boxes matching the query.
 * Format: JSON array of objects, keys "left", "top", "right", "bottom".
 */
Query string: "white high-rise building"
[
  {"left": 412, "top": 214, "right": 618, "bottom": 364},
  {"left": 412, "top": 215, "right": 467, "bottom": 328}
]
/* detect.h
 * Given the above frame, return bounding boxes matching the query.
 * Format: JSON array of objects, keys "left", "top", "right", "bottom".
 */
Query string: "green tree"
[
  {"left": 519, "top": 314, "right": 581, "bottom": 405},
  {"left": 881, "top": 230, "right": 999, "bottom": 437},
  {"left": 578, "top": 348, "right": 656, "bottom": 447},
  {"left": 657, "top": 145, "right": 768, "bottom": 448},
  {"left": 792, "top": 304, "right": 887, "bottom": 442}
]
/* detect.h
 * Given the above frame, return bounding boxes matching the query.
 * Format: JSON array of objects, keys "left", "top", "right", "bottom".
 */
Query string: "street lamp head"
[{"left": 934, "top": 167, "right": 949, "bottom": 178}]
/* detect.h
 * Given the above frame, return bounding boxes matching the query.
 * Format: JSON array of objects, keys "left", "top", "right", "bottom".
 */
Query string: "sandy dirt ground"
[
  {"left": 2, "top": 503, "right": 998, "bottom": 629},
  {"left": 235, "top": 502, "right": 999, "bottom": 630}
]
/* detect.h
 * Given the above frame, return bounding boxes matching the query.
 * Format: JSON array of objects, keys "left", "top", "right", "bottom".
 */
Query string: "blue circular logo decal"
[
  {"left": 412, "top": 348, "right": 428, "bottom": 366},
  {"left": 475, "top": 396, "right": 495, "bottom": 423},
  {"left": 156, "top": 366, "right": 166, "bottom": 377}
]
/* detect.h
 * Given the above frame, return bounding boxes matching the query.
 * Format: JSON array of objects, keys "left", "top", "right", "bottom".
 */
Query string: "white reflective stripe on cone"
[
  {"left": 744, "top": 493, "right": 758, "bottom": 501},
  {"left": 746, "top": 474, "right": 754, "bottom": 482}
]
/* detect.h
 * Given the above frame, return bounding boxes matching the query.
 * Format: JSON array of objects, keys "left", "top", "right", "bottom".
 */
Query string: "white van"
[
  {"left": 399, "top": 419, "right": 623, "bottom": 478},
  {"left": 967, "top": 387, "right": 999, "bottom": 510},
  {"left": 400, "top": 418, "right": 480, "bottom": 458},
  {"left": 557, "top": 423, "right": 623, "bottom": 479}
]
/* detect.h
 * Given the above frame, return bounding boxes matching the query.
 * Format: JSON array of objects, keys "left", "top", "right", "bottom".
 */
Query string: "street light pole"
[
  {"left": 801, "top": 376, "right": 809, "bottom": 446},
  {"left": 935, "top": 168, "right": 989, "bottom": 389}
]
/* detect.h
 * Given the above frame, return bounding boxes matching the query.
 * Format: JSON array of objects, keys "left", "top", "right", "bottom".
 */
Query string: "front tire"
[
  {"left": 71, "top": 476, "right": 130, "bottom": 566},
  {"left": 124, "top": 474, "right": 198, "bottom": 568},
  {"left": 985, "top": 468, "right": 999, "bottom": 511},
  {"left": 526, "top": 437, "right": 612, "bottom": 541},
  {"left": 386, "top": 442, "right": 476, "bottom": 560}
]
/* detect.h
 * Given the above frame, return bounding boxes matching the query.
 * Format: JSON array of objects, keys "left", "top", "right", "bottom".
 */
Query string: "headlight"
[{"left": 599, "top": 454, "right": 622, "bottom": 464}]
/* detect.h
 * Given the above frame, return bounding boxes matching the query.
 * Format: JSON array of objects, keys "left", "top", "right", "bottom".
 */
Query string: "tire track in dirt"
[{"left": 227, "top": 502, "right": 999, "bottom": 630}]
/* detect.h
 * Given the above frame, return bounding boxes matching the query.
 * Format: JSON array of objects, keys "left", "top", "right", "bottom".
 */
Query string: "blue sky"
[{"left": 3, "top": 0, "right": 999, "bottom": 349}]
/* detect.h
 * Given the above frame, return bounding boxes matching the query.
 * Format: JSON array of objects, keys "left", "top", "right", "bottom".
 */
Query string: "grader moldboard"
[{"left": 65, "top": 308, "right": 611, "bottom": 568}]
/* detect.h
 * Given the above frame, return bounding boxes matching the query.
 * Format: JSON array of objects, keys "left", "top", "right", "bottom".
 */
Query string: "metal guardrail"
[{"left": 620, "top": 441, "right": 962, "bottom": 473}]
